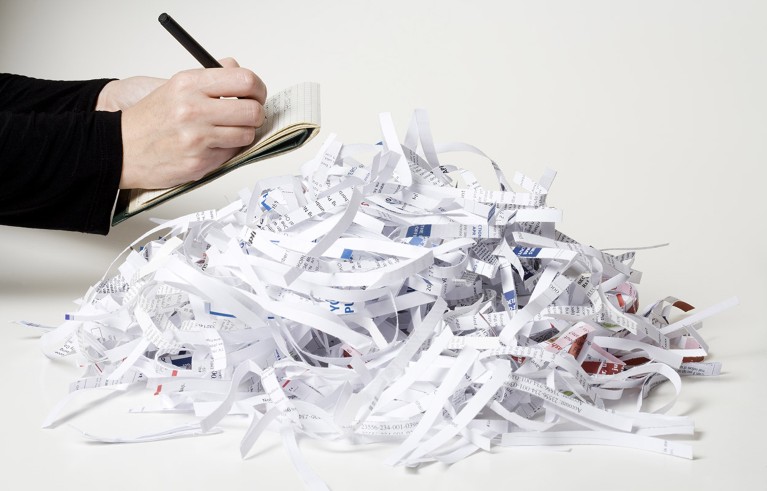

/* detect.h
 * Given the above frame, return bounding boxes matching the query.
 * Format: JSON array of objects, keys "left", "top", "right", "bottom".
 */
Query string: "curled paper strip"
[{"left": 42, "top": 110, "right": 735, "bottom": 489}]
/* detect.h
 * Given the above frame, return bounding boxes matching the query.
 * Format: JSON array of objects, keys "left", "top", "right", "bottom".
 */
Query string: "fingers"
[
  {"left": 208, "top": 125, "right": 258, "bottom": 149},
  {"left": 203, "top": 97, "right": 265, "bottom": 127},
  {"left": 218, "top": 57, "right": 240, "bottom": 68},
  {"left": 196, "top": 67, "right": 267, "bottom": 103}
]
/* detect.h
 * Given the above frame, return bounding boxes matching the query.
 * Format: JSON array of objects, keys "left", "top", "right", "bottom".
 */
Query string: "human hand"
[{"left": 118, "top": 58, "right": 267, "bottom": 190}]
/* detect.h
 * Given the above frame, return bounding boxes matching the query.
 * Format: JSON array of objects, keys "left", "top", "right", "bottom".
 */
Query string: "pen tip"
[{"left": 158, "top": 13, "right": 169, "bottom": 23}]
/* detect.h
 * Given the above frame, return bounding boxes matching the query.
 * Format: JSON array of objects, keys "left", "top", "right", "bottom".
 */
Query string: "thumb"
[{"left": 218, "top": 57, "right": 240, "bottom": 68}]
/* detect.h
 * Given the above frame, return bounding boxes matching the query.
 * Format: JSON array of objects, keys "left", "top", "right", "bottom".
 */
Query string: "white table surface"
[{"left": 1, "top": 1, "right": 765, "bottom": 489}]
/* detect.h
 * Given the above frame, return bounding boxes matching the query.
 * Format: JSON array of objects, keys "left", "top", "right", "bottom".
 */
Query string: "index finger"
[{"left": 198, "top": 67, "right": 267, "bottom": 104}]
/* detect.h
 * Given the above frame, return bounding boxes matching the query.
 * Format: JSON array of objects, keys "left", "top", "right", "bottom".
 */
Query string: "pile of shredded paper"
[{"left": 41, "top": 111, "right": 736, "bottom": 490}]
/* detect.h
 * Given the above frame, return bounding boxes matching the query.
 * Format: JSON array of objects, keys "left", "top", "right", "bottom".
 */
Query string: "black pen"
[{"left": 158, "top": 13, "right": 222, "bottom": 68}]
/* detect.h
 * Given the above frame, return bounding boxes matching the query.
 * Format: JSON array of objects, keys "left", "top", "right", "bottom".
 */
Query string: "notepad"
[{"left": 112, "top": 82, "right": 320, "bottom": 225}]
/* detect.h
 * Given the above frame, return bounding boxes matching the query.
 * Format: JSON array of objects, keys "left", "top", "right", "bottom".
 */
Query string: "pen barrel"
[{"left": 159, "top": 13, "right": 222, "bottom": 69}]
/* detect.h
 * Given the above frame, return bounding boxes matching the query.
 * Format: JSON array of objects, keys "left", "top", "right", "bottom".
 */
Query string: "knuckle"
[
  {"left": 238, "top": 69, "right": 260, "bottom": 89},
  {"left": 170, "top": 71, "right": 196, "bottom": 90},
  {"left": 240, "top": 127, "right": 257, "bottom": 146},
  {"left": 173, "top": 101, "right": 199, "bottom": 123},
  {"left": 236, "top": 69, "right": 266, "bottom": 102},
  {"left": 253, "top": 103, "right": 265, "bottom": 126},
  {"left": 243, "top": 100, "right": 264, "bottom": 126},
  {"left": 177, "top": 128, "right": 205, "bottom": 149}
]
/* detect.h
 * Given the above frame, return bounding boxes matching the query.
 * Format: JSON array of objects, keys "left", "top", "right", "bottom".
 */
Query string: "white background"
[{"left": 1, "top": 1, "right": 765, "bottom": 489}]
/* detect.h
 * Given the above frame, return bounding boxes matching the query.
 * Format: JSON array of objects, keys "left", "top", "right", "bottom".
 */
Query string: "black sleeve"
[
  {"left": 0, "top": 74, "right": 123, "bottom": 235},
  {"left": 0, "top": 73, "right": 115, "bottom": 113}
]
